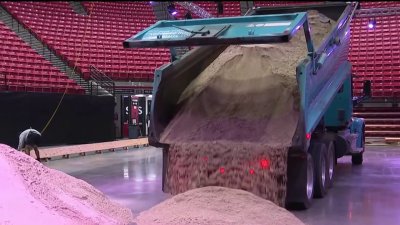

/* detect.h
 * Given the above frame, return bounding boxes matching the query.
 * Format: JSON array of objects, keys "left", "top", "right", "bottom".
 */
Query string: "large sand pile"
[
  {"left": 160, "top": 11, "right": 335, "bottom": 206},
  {"left": 135, "top": 186, "right": 305, "bottom": 225},
  {"left": 0, "top": 144, "right": 134, "bottom": 225}
]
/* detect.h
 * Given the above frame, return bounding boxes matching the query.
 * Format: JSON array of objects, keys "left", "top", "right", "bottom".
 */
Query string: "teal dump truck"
[{"left": 124, "top": 2, "right": 370, "bottom": 209}]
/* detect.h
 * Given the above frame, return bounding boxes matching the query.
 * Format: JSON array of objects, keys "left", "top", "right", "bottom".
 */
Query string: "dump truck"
[{"left": 124, "top": 2, "right": 370, "bottom": 209}]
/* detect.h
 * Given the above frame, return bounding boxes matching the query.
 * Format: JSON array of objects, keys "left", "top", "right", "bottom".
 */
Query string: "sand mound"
[
  {"left": 0, "top": 144, "right": 134, "bottom": 225},
  {"left": 135, "top": 186, "right": 305, "bottom": 225},
  {"left": 159, "top": 10, "right": 335, "bottom": 206}
]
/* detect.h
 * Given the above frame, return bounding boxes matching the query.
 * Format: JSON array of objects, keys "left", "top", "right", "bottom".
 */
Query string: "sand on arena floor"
[
  {"left": 135, "top": 186, "right": 305, "bottom": 225},
  {"left": 0, "top": 144, "right": 134, "bottom": 225}
]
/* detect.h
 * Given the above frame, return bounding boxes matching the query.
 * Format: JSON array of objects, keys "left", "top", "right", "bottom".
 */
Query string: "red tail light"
[
  {"left": 219, "top": 167, "right": 225, "bottom": 174},
  {"left": 306, "top": 133, "right": 311, "bottom": 140}
]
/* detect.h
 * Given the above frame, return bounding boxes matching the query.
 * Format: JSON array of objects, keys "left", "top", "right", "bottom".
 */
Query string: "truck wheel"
[
  {"left": 352, "top": 126, "right": 365, "bottom": 165},
  {"left": 311, "top": 142, "right": 328, "bottom": 198},
  {"left": 352, "top": 153, "right": 363, "bottom": 165},
  {"left": 305, "top": 153, "right": 314, "bottom": 205},
  {"left": 326, "top": 141, "right": 335, "bottom": 188}
]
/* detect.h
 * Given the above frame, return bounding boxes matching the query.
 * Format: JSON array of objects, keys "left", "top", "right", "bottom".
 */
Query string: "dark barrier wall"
[{"left": 0, "top": 92, "right": 115, "bottom": 148}]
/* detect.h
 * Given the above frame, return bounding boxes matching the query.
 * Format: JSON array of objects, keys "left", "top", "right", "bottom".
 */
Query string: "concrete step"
[
  {"left": 354, "top": 107, "right": 400, "bottom": 138},
  {"left": 366, "top": 124, "right": 400, "bottom": 131},
  {"left": 364, "top": 118, "right": 400, "bottom": 124},
  {"left": 354, "top": 107, "right": 400, "bottom": 112},
  {"left": 365, "top": 130, "right": 400, "bottom": 137},
  {"left": 353, "top": 112, "right": 400, "bottom": 118}
]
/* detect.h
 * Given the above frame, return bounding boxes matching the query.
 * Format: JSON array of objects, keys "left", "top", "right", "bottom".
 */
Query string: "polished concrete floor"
[
  {"left": 45, "top": 148, "right": 170, "bottom": 216},
  {"left": 45, "top": 146, "right": 400, "bottom": 225},
  {"left": 294, "top": 146, "right": 400, "bottom": 225}
]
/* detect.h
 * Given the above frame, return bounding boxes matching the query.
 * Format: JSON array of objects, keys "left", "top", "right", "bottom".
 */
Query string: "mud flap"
[{"left": 286, "top": 150, "right": 313, "bottom": 209}]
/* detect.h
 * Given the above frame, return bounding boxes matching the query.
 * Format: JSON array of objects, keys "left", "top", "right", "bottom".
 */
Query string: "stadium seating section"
[
  {"left": 350, "top": 15, "right": 400, "bottom": 98},
  {"left": 0, "top": 20, "right": 84, "bottom": 94},
  {"left": 3, "top": 1, "right": 399, "bottom": 96},
  {"left": 174, "top": 1, "right": 241, "bottom": 19},
  {"left": 1, "top": 1, "right": 170, "bottom": 81},
  {"left": 252, "top": 1, "right": 400, "bottom": 98},
  {"left": 359, "top": 1, "right": 400, "bottom": 8},
  {"left": 254, "top": 1, "right": 318, "bottom": 7},
  {"left": 254, "top": 1, "right": 400, "bottom": 8}
]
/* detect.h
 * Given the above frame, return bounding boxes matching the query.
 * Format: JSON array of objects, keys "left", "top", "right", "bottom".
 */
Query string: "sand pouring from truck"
[{"left": 124, "top": 2, "right": 370, "bottom": 209}]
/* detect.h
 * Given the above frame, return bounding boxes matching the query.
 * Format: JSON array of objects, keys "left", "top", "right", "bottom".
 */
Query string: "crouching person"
[{"left": 18, "top": 128, "right": 42, "bottom": 162}]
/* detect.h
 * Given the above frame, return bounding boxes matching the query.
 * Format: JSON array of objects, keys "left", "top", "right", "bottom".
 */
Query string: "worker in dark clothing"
[{"left": 18, "top": 128, "right": 41, "bottom": 161}]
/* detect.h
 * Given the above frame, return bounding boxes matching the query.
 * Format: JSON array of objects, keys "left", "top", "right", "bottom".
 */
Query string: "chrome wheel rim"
[
  {"left": 328, "top": 146, "right": 334, "bottom": 180},
  {"left": 307, "top": 158, "right": 314, "bottom": 199},
  {"left": 321, "top": 156, "right": 326, "bottom": 188}
]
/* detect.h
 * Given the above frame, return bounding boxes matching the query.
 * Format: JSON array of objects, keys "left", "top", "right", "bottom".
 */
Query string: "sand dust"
[
  {"left": 0, "top": 144, "right": 134, "bottom": 225},
  {"left": 160, "top": 11, "right": 335, "bottom": 206},
  {"left": 135, "top": 186, "right": 305, "bottom": 225},
  {"left": 164, "top": 142, "right": 289, "bottom": 206}
]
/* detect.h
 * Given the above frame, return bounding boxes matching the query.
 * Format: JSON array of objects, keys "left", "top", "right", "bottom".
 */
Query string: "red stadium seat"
[
  {"left": 0, "top": 19, "right": 84, "bottom": 94},
  {"left": 1, "top": 1, "right": 170, "bottom": 81}
]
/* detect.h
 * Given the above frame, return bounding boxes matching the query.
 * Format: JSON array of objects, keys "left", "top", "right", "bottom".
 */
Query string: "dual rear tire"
[
  {"left": 326, "top": 141, "right": 335, "bottom": 188},
  {"left": 310, "top": 142, "right": 327, "bottom": 198},
  {"left": 286, "top": 139, "right": 336, "bottom": 209},
  {"left": 310, "top": 141, "right": 335, "bottom": 198}
]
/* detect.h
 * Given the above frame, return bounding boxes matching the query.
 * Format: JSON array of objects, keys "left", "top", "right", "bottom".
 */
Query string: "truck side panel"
[{"left": 324, "top": 76, "right": 353, "bottom": 129}]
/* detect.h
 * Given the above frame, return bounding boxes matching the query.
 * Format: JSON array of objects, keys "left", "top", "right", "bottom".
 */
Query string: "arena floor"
[{"left": 44, "top": 145, "right": 400, "bottom": 225}]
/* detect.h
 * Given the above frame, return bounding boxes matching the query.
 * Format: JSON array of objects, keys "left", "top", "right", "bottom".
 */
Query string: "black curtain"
[{"left": 0, "top": 92, "right": 115, "bottom": 148}]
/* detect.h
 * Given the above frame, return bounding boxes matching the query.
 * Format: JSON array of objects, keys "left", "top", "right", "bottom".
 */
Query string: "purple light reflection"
[
  {"left": 368, "top": 19, "right": 376, "bottom": 29},
  {"left": 368, "top": 23, "right": 374, "bottom": 29},
  {"left": 327, "top": 49, "right": 334, "bottom": 57}
]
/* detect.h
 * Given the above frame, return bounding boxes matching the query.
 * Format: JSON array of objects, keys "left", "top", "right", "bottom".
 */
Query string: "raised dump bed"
[{"left": 124, "top": 2, "right": 366, "bottom": 209}]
